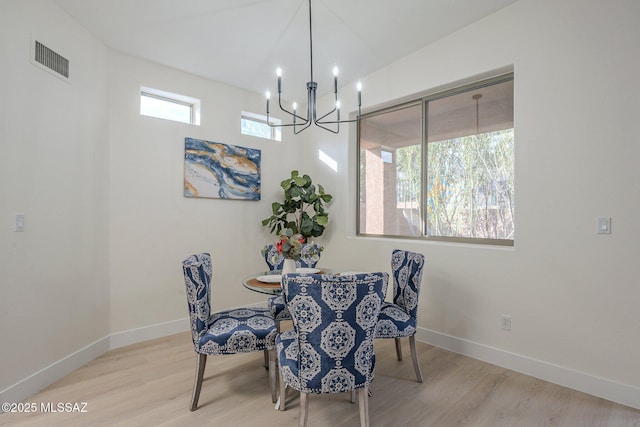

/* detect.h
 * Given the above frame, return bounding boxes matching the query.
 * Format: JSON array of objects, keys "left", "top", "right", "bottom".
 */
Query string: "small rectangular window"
[
  {"left": 140, "top": 86, "right": 200, "bottom": 125},
  {"left": 241, "top": 111, "right": 281, "bottom": 141}
]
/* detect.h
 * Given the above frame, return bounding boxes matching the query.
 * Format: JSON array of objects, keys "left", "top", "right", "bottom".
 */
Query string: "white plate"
[
  {"left": 296, "top": 267, "right": 320, "bottom": 274},
  {"left": 256, "top": 274, "right": 282, "bottom": 283},
  {"left": 340, "top": 271, "right": 367, "bottom": 276}
]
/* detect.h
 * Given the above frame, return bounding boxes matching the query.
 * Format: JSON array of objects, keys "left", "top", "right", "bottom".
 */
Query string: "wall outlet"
[
  {"left": 597, "top": 217, "right": 611, "bottom": 234},
  {"left": 15, "top": 213, "right": 25, "bottom": 232},
  {"left": 501, "top": 314, "right": 511, "bottom": 331}
]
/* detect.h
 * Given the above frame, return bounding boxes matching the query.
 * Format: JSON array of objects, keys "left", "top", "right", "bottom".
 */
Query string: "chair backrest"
[
  {"left": 298, "top": 243, "right": 322, "bottom": 268},
  {"left": 282, "top": 272, "right": 388, "bottom": 394},
  {"left": 262, "top": 243, "right": 323, "bottom": 271},
  {"left": 262, "top": 244, "right": 284, "bottom": 271},
  {"left": 182, "top": 253, "right": 212, "bottom": 349},
  {"left": 391, "top": 249, "right": 425, "bottom": 321}
]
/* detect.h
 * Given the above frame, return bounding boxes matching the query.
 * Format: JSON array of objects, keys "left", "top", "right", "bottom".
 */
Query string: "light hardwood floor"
[{"left": 1, "top": 331, "right": 638, "bottom": 426}]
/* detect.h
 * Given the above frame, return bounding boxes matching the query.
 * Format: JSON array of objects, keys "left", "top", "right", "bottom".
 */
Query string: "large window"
[{"left": 358, "top": 74, "right": 514, "bottom": 245}]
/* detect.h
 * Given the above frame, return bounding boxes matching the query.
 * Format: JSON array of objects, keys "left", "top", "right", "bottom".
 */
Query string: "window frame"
[
  {"left": 241, "top": 111, "right": 282, "bottom": 141},
  {"left": 356, "top": 72, "right": 514, "bottom": 246},
  {"left": 140, "top": 86, "right": 201, "bottom": 125}
]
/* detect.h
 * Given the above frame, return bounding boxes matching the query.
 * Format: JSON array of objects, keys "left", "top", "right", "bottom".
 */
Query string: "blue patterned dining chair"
[
  {"left": 262, "top": 244, "right": 285, "bottom": 271},
  {"left": 264, "top": 243, "right": 323, "bottom": 331},
  {"left": 375, "top": 249, "right": 425, "bottom": 382},
  {"left": 182, "top": 253, "right": 278, "bottom": 411},
  {"left": 276, "top": 272, "right": 388, "bottom": 427},
  {"left": 298, "top": 243, "right": 323, "bottom": 269}
]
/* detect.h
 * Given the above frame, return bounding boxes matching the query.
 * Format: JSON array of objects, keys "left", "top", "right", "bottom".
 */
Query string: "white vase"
[{"left": 282, "top": 258, "right": 296, "bottom": 276}]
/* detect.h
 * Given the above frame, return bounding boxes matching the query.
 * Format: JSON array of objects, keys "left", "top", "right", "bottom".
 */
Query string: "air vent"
[{"left": 31, "top": 37, "right": 70, "bottom": 82}]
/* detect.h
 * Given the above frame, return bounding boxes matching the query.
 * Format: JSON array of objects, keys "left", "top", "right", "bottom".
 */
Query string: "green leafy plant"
[{"left": 262, "top": 170, "right": 333, "bottom": 240}]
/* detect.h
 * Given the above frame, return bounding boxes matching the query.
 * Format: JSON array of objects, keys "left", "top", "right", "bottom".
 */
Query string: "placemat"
[{"left": 246, "top": 278, "right": 281, "bottom": 289}]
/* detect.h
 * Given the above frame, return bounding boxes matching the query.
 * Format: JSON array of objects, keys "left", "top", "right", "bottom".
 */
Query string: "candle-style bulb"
[
  {"left": 333, "top": 66, "right": 339, "bottom": 76},
  {"left": 292, "top": 102, "right": 297, "bottom": 111},
  {"left": 266, "top": 91, "right": 271, "bottom": 100},
  {"left": 336, "top": 100, "right": 341, "bottom": 109},
  {"left": 356, "top": 82, "right": 362, "bottom": 106},
  {"left": 276, "top": 68, "right": 282, "bottom": 93}
]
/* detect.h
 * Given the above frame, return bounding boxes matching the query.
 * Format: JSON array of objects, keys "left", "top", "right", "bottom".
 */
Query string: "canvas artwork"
[{"left": 184, "top": 137, "right": 261, "bottom": 200}]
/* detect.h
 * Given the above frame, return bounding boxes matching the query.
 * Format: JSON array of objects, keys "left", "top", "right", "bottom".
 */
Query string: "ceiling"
[{"left": 53, "top": 0, "right": 518, "bottom": 100}]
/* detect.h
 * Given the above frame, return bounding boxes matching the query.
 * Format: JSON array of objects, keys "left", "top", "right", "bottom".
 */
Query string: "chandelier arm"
[
  {"left": 315, "top": 89, "right": 338, "bottom": 122},
  {"left": 316, "top": 117, "right": 359, "bottom": 125},
  {"left": 293, "top": 120, "right": 313, "bottom": 134},
  {"left": 268, "top": 121, "right": 314, "bottom": 128},
  {"left": 316, "top": 105, "right": 361, "bottom": 125},
  {"left": 278, "top": 105, "right": 310, "bottom": 124},
  {"left": 277, "top": 91, "right": 310, "bottom": 123},
  {"left": 313, "top": 120, "right": 339, "bottom": 134},
  {"left": 267, "top": 107, "right": 309, "bottom": 128},
  {"left": 315, "top": 106, "right": 337, "bottom": 122}
]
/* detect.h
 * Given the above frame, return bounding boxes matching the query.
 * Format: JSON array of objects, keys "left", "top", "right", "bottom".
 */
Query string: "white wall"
[
  {"left": 308, "top": 0, "right": 640, "bottom": 408},
  {"left": 0, "top": 0, "right": 110, "bottom": 398},
  {"left": 107, "top": 51, "right": 303, "bottom": 334}
]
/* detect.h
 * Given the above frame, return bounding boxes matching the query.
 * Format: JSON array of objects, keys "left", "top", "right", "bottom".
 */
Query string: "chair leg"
[
  {"left": 269, "top": 348, "right": 277, "bottom": 404},
  {"left": 190, "top": 354, "right": 207, "bottom": 411},
  {"left": 394, "top": 337, "right": 403, "bottom": 361},
  {"left": 299, "top": 392, "right": 309, "bottom": 427},
  {"left": 409, "top": 335, "right": 423, "bottom": 383},
  {"left": 358, "top": 386, "right": 370, "bottom": 427},
  {"left": 264, "top": 349, "right": 269, "bottom": 368},
  {"left": 276, "top": 373, "right": 287, "bottom": 411},
  {"left": 351, "top": 390, "right": 356, "bottom": 403}
]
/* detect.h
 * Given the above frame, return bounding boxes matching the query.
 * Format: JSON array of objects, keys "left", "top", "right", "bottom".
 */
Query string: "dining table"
[{"left": 242, "top": 267, "right": 336, "bottom": 295}]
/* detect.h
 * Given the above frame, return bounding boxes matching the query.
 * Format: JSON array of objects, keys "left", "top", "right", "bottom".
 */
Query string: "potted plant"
[
  {"left": 273, "top": 228, "right": 306, "bottom": 274},
  {"left": 261, "top": 171, "right": 332, "bottom": 271},
  {"left": 262, "top": 170, "right": 333, "bottom": 240}
]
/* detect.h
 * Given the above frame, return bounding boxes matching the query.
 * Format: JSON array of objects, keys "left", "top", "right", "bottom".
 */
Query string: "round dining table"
[{"left": 242, "top": 268, "right": 334, "bottom": 295}]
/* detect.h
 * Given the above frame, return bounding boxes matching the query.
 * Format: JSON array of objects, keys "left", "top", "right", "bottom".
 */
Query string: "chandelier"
[{"left": 265, "top": 0, "right": 362, "bottom": 134}]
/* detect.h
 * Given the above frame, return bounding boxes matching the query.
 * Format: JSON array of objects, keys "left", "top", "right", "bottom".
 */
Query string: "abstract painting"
[{"left": 184, "top": 137, "right": 261, "bottom": 200}]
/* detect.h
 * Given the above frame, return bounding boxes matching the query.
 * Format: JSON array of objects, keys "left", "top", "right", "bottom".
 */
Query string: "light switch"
[
  {"left": 597, "top": 217, "right": 611, "bottom": 234},
  {"left": 15, "top": 213, "right": 25, "bottom": 232}
]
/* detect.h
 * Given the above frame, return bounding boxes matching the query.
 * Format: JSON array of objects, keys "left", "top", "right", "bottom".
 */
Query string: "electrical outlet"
[
  {"left": 501, "top": 314, "right": 511, "bottom": 331},
  {"left": 15, "top": 213, "right": 25, "bottom": 232},
  {"left": 597, "top": 217, "right": 611, "bottom": 234}
]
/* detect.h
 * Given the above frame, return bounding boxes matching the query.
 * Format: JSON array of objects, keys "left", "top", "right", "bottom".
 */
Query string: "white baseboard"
[
  {"left": 0, "top": 336, "right": 110, "bottom": 406},
  {"left": 109, "top": 317, "right": 190, "bottom": 350},
  {"left": 416, "top": 327, "right": 640, "bottom": 410},
  {"left": 1, "top": 318, "right": 190, "bottom": 406}
]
